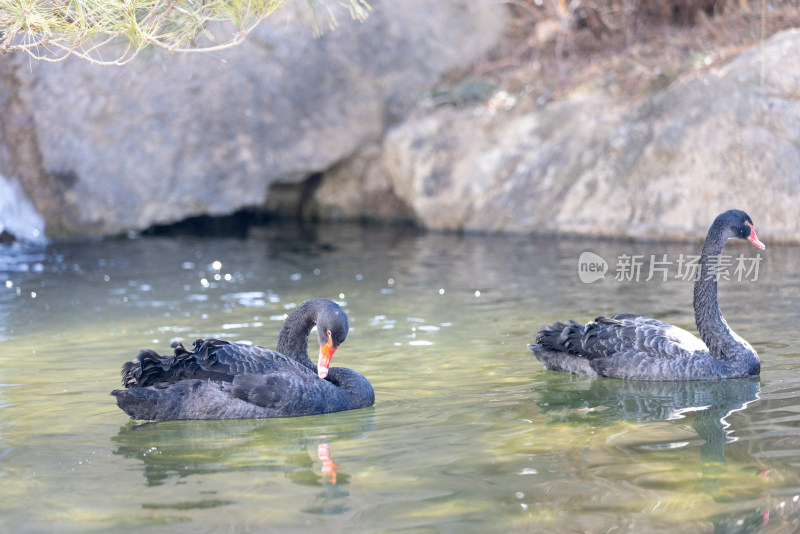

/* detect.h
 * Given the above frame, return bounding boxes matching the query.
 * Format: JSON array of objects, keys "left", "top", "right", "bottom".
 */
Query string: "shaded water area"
[{"left": 2, "top": 222, "right": 800, "bottom": 533}]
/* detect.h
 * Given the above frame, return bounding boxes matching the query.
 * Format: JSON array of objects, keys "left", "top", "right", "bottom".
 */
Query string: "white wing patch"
[{"left": 662, "top": 324, "right": 708, "bottom": 352}]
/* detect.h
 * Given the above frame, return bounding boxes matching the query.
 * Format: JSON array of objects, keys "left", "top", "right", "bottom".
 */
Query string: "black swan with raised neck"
[
  {"left": 529, "top": 209, "right": 765, "bottom": 381},
  {"left": 111, "top": 298, "right": 374, "bottom": 420}
]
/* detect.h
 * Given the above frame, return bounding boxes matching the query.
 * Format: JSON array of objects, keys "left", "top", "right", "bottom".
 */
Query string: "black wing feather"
[
  {"left": 121, "top": 338, "right": 308, "bottom": 388},
  {"left": 536, "top": 314, "right": 704, "bottom": 362},
  {"left": 226, "top": 373, "right": 328, "bottom": 414}
]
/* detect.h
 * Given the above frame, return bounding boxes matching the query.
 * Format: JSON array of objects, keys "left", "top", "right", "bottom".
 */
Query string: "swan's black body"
[
  {"left": 111, "top": 299, "right": 374, "bottom": 420},
  {"left": 530, "top": 210, "right": 765, "bottom": 381}
]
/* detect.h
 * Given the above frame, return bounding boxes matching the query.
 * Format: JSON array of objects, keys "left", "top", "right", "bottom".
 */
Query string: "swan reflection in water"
[
  {"left": 535, "top": 376, "right": 768, "bottom": 531},
  {"left": 537, "top": 377, "right": 760, "bottom": 463},
  {"left": 317, "top": 441, "right": 339, "bottom": 485},
  {"left": 111, "top": 410, "right": 374, "bottom": 512}
]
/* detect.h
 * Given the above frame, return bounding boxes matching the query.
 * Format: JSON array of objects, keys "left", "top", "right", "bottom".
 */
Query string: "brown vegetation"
[{"left": 471, "top": 0, "right": 800, "bottom": 110}]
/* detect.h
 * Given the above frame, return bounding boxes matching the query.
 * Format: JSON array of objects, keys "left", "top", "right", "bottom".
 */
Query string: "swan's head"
[
  {"left": 314, "top": 300, "right": 349, "bottom": 379},
  {"left": 716, "top": 210, "right": 765, "bottom": 250}
]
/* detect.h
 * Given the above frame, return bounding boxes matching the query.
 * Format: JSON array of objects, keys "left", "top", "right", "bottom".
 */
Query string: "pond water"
[{"left": 1, "top": 222, "right": 799, "bottom": 533}]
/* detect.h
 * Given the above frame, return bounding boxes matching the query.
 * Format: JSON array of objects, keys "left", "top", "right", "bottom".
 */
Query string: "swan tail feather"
[
  {"left": 536, "top": 320, "right": 590, "bottom": 356},
  {"left": 120, "top": 339, "right": 232, "bottom": 388}
]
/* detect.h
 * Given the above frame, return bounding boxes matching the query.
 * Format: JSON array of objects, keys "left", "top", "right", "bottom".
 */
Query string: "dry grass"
[{"left": 469, "top": 0, "right": 800, "bottom": 110}]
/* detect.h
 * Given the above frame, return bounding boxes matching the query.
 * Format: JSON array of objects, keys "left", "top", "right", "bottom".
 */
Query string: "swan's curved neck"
[
  {"left": 276, "top": 302, "right": 317, "bottom": 368},
  {"left": 693, "top": 228, "right": 739, "bottom": 359}
]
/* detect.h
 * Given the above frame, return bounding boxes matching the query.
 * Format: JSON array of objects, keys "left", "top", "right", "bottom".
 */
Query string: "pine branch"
[{"left": 0, "top": 0, "right": 371, "bottom": 64}]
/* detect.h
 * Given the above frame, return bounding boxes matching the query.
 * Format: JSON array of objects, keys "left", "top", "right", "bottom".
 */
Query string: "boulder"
[
  {"left": 0, "top": 0, "right": 507, "bottom": 237},
  {"left": 316, "top": 28, "right": 800, "bottom": 241}
]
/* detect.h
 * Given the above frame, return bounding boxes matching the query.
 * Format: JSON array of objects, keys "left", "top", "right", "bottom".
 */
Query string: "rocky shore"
[{"left": 0, "top": 1, "right": 798, "bottom": 242}]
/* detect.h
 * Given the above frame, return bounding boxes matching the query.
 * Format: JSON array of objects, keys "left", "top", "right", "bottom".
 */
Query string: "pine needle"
[{"left": 0, "top": 0, "right": 371, "bottom": 64}]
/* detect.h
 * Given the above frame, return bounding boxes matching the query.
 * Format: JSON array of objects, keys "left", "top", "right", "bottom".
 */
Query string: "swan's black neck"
[
  {"left": 693, "top": 222, "right": 745, "bottom": 360},
  {"left": 276, "top": 300, "right": 318, "bottom": 370}
]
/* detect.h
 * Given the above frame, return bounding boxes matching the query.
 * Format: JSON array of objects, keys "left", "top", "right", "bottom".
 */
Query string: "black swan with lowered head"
[
  {"left": 529, "top": 209, "right": 765, "bottom": 380},
  {"left": 111, "top": 298, "right": 374, "bottom": 420}
]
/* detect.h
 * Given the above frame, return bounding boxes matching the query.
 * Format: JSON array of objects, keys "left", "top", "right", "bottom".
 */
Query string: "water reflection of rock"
[{"left": 111, "top": 410, "right": 374, "bottom": 493}]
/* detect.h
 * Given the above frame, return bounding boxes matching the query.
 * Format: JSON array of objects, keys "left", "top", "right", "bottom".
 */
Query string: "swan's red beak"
[
  {"left": 317, "top": 331, "right": 336, "bottom": 379},
  {"left": 746, "top": 221, "right": 765, "bottom": 250}
]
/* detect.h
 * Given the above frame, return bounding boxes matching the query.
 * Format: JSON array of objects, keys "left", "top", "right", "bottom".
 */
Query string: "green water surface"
[{"left": 1, "top": 223, "right": 798, "bottom": 533}]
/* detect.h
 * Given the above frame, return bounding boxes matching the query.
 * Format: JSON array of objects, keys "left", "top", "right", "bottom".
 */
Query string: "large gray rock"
[
  {"left": 0, "top": 0, "right": 507, "bottom": 237},
  {"left": 316, "top": 28, "right": 800, "bottom": 241}
]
